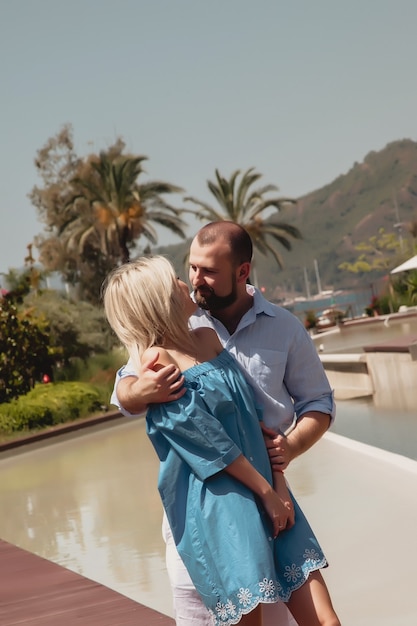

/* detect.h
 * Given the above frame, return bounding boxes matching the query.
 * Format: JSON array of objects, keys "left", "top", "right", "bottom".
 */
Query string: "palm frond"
[
  {"left": 248, "top": 198, "right": 297, "bottom": 220},
  {"left": 235, "top": 168, "right": 263, "bottom": 208},
  {"left": 139, "top": 180, "right": 184, "bottom": 196},
  {"left": 183, "top": 197, "right": 223, "bottom": 222},
  {"left": 264, "top": 222, "right": 302, "bottom": 240},
  {"left": 137, "top": 222, "right": 158, "bottom": 246},
  {"left": 258, "top": 240, "right": 285, "bottom": 268},
  {"left": 144, "top": 212, "right": 187, "bottom": 239}
]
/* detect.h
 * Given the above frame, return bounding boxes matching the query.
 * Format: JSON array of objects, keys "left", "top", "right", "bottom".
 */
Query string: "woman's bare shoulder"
[
  {"left": 141, "top": 346, "right": 178, "bottom": 369},
  {"left": 192, "top": 327, "right": 222, "bottom": 353}
]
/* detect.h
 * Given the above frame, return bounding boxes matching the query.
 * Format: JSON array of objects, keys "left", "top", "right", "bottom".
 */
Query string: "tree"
[
  {"left": 184, "top": 168, "right": 301, "bottom": 272},
  {"left": 68, "top": 147, "right": 187, "bottom": 264},
  {"left": 391, "top": 270, "right": 417, "bottom": 307},
  {"left": 23, "top": 289, "right": 118, "bottom": 367},
  {"left": 30, "top": 125, "right": 187, "bottom": 303},
  {"left": 0, "top": 291, "right": 53, "bottom": 402},
  {"left": 338, "top": 229, "right": 405, "bottom": 274}
]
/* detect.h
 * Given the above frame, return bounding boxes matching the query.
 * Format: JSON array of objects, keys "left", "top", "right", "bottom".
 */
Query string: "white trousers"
[{"left": 162, "top": 513, "right": 298, "bottom": 626}]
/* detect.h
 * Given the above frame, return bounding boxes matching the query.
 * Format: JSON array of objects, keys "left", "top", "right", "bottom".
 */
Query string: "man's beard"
[{"left": 194, "top": 279, "right": 238, "bottom": 311}]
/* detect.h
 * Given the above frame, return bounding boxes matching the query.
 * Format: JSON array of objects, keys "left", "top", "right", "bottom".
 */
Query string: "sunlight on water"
[
  {"left": 312, "top": 312, "right": 417, "bottom": 354},
  {"left": 331, "top": 395, "right": 417, "bottom": 461},
  {"left": 1, "top": 402, "right": 417, "bottom": 625},
  {"left": 0, "top": 419, "right": 174, "bottom": 617}
]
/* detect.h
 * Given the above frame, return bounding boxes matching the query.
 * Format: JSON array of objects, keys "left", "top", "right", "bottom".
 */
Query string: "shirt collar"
[{"left": 246, "top": 284, "right": 277, "bottom": 318}]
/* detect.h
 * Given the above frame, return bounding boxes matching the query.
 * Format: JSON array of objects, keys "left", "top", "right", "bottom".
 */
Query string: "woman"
[{"left": 103, "top": 256, "right": 341, "bottom": 626}]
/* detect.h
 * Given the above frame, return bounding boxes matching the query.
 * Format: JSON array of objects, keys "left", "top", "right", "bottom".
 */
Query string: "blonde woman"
[{"left": 103, "top": 256, "right": 340, "bottom": 626}]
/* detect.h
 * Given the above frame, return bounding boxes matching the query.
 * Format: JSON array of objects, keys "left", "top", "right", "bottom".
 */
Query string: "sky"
[{"left": 1, "top": 0, "right": 417, "bottom": 279}]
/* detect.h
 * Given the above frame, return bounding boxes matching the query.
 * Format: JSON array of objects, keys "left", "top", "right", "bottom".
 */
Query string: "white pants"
[{"left": 162, "top": 513, "right": 298, "bottom": 626}]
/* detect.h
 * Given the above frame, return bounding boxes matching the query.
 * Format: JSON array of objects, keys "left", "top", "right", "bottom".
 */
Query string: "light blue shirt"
[{"left": 111, "top": 285, "right": 335, "bottom": 433}]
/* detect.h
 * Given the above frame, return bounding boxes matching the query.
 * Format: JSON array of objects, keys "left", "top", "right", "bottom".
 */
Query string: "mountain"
[
  {"left": 155, "top": 139, "right": 417, "bottom": 300},
  {"left": 273, "top": 138, "right": 417, "bottom": 293}
]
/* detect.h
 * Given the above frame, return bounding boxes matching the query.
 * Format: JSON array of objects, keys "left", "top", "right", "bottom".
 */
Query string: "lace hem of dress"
[{"left": 208, "top": 556, "right": 328, "bottom": 626}]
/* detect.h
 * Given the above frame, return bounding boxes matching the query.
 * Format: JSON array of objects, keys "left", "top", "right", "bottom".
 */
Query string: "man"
[{"left": 111, "top": 221, "right": 335, "bottom": 626}]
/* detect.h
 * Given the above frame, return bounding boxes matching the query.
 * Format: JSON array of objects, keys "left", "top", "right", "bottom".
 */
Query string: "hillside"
[
  {"left": 274, "top": 138, "right": 417, "bottom": 293},
  {"left": 156, "top": 139, "right": 417, "bottom": 299}
]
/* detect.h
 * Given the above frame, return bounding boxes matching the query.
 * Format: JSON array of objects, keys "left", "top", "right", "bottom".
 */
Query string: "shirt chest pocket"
[{"left": 247, "top": 349, "right": 287, "bottom": 392}]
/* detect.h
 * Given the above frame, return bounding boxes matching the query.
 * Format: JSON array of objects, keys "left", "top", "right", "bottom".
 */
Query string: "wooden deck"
[{"left": 0, "top": 539, "right": 175, "bottom": 625}]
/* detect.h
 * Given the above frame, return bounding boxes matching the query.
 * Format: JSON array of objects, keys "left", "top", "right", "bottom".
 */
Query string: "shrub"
[
  {"left": 54, "top": 349, "right": 127, "bottom": 402},
  {"left": 0, "top": 381, "right": 103, "bottom": 435},
  {"left": 0, "top": 297, "right": 53, "bottom": 402},
  {"left": 304, "top": 310, "right": 318, "bottom": 330}
]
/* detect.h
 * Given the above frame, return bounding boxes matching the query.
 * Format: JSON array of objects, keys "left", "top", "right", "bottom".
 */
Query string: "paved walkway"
[{"left": 286, "top": 432, "right": 417, "bottom": 626}]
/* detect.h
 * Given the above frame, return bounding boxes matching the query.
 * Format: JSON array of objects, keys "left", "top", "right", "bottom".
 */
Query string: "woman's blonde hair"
[{"left": 102, "top": 256, "right": 195, "bottom": 373}]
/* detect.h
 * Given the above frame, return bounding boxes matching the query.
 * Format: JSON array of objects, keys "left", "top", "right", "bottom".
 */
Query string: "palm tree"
[
  {"left": 184, "top": 168, "right": 301, "bottom": 272},
  {"left": 66, "top": 150, "right": 187, "bottom": 264}
]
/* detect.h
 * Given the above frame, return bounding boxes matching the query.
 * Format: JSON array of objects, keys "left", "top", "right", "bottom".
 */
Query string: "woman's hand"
[
  {"left": 260, "top": 487, "right": 294, "bottom": 537},
  {"left": 273, "top": 471, "right": 295, "bottom": 530}
]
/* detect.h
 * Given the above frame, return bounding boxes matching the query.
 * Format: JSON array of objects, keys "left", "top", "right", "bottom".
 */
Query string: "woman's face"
[{"left": 177, "top": 278, "right": 198, "bottom": 318}]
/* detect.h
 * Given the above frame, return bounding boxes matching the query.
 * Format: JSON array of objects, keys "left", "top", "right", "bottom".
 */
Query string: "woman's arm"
[{"left": 224, "top": 454, "right": 293, "bottom": 536}]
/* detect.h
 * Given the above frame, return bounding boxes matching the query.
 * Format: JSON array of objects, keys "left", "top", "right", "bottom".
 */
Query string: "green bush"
[
  {"left": 0, "top": 381, "right": 103, "bottom": 435},
  {"left": 304, "top": 309, "right": 318, "bottom": 330},
  {"left": 0, "top": 297, "right": 54, "bottom": 402}
]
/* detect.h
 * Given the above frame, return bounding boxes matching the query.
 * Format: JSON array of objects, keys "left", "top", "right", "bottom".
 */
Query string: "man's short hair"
[{"left": 196, "top": 221, "right": 253, "bottom": 266}]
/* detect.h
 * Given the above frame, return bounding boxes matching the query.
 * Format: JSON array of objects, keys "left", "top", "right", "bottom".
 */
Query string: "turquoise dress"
[{"left": 146, "top": 349, "right": 327, "bottom": 626}]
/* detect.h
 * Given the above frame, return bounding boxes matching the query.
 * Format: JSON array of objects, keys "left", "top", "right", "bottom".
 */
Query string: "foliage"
[
  {"left": 0, "top": 295, "right": 54, "bottom": 402},
  {"left": 0, "top": 274, "right": 119, "bottom": 403},
  {"left": 30, "top": 125, "right": 187, "bottom": 304},
  {"left": 68, "top": 147, "right": 186, "bottom": 265},
  {"left": 184, "top": 167, "right": 301, "bottom": 270},
  {"left": 364, "top": 295, "right": 383, "bottom": 316},
  {"left": 54, "top": 349, "right": 127, "bottom": 402},
  {"left": 363, "top": 268, "right": 417, "bottom": 315},
  {"left": 390, "top": 269, "right": 417, "bottom": 307},
  {"left": 0, "top": 244, "right": 46, "bottom": 302},
  {"left": 0, "top": 382, "right": 103, "bottom": 435},
  {"left": 338, "top": 229, "right": 404, "bottom": 275},
  {"left": 23, "top": 289, "right": 117, "bottom": 366},
  {"left": 304, "top": 310, "right": 318, "bottom": 329}
]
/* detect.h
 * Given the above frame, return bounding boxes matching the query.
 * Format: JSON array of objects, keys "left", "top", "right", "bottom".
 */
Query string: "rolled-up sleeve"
[{"left": 284, "top": 322, "right": 336, "bottom": 423}]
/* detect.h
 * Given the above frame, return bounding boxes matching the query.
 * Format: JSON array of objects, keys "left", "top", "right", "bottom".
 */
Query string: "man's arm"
[
  {"left": 114, "top": 352, "right": 186, "bottom": 415},
  {"left": 262, "top": 411, "right": 331, "bottom": 471}
]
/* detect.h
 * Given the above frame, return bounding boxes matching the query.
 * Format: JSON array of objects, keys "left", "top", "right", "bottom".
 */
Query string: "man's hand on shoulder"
[{"left": 117, "top": 351, "right": 186, "bottom": 414}]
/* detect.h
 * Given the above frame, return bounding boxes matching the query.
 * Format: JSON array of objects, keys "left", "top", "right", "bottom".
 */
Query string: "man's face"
[{"left": 189, "top": 240, "right": 239, "bottom": 311}]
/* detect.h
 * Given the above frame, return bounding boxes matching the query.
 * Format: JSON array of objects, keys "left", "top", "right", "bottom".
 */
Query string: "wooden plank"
[{"left": 0, "top": 540, "right": 174, "bottom": 625}]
